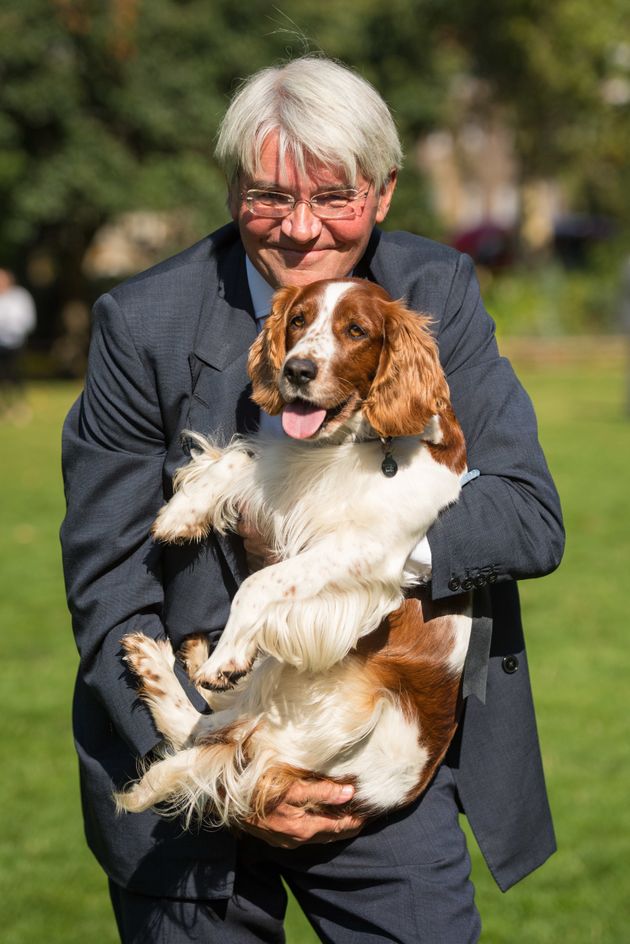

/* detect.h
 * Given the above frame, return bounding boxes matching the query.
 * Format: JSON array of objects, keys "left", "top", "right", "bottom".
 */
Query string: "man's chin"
[{"left": 262, "top": 250, "right": 348, "bottom": 286}]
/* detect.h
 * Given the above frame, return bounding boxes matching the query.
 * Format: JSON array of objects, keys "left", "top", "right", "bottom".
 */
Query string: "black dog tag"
[{"left": 381, "top": 454, "right": 398, "bottom": 477}]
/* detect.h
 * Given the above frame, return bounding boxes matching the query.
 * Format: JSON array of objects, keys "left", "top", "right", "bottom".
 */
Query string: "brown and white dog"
[{"left": 117, "top": 278, "right": 471, "bottom": 827}]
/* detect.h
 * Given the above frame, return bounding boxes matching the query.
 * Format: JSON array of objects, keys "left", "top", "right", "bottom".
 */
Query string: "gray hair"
[{"left": 215, "top": 56, "right": 403, "bottom": 191}]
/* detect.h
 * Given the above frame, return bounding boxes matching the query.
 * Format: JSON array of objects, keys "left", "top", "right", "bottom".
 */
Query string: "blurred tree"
[
  {"left": 0, "top": 0, "right": 445, "bottom": 336},
  {"left": 0, "top": 0, "right": 275, "bottom": 329},
  {"left": 0, "top": 0, "right": 628, "bottom": 342},
  {"left": 441, "top": 0, "right": 630, "bottom": 215}
]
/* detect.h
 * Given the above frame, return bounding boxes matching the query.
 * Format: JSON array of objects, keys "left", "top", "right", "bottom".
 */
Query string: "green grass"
[
  {"left": 1, "top": 367, "right": 628, "bottom": 943},
  {"left": 465, "top": 363, "right": 630, "bottom": 943}
]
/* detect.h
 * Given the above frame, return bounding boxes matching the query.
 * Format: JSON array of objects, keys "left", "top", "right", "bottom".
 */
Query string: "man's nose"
[{"left": 280, "top": 202, "right": 323, "bottom": 242}]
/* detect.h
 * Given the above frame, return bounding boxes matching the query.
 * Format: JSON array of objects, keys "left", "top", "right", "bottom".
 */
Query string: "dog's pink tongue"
[{"left": 282, "top": 402, "right": 327, "bottom": 439}]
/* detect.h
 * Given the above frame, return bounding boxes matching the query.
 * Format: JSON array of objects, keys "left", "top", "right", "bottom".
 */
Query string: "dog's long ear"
[
  {"left": 363, "top": 300, "right": 451, "bottom": 438},
  {"left": 248, "top": 286, "right": 301, "bottom": 414}
]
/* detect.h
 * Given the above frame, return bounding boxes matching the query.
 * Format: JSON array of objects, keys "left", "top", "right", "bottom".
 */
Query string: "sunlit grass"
[{"left": 466, "top": 362, "right": 630, "bottom": 943}]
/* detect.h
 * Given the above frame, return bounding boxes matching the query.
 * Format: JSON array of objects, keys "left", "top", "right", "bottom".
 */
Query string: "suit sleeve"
[
  {"left": 427, "top": 253, "right": 565, "bottom": 598},
  {"left": 60, "top": 292, "right": 168, "bottom": 757}
]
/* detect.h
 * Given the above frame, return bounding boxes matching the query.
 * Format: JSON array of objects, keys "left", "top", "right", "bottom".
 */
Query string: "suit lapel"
[
  {"left": 355, "top": 228, "right": 417, "bottom": 300},
  {"left": 187, "top": 239, "right": 259, "bottom": 587},
  {"left": 190, "top": 240, "right": 259, "bottom": 432}
]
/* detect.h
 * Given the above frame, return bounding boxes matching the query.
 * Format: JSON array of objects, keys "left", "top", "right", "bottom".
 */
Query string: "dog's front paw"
[
  {"left": 152, "top": 490, "right": 211, "bottom": 544},
  {"left": 177, "top": 633, "right": 211, "bottom": 678}
]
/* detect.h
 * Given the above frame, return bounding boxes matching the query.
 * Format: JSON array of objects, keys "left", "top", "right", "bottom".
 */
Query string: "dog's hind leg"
[{"left": 122, "top": 633, "right": 205, "bottom": 749}]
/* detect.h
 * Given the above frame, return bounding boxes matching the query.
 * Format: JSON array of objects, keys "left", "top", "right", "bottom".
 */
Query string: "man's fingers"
[
  {"left": 241, "top": 767, "right": 359, "bottom": 849},
  {"left": 244, "top": 811, "right": 364, "bottom": 848},
  {"left": 285, "top": 778, "right": 355, "bottom": 808},
  {"left": 310, "top": 822, "right": 364, "bottom": 845},
  {"left": 312, "top": 814, "right": 364, "bottom": 837},
  {"left": 287, "top": 812, "right": 363, "bottom": 837}
]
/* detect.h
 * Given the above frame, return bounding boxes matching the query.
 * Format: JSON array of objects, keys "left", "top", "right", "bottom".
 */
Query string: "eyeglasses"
[{"left": 243, "top": 185, "right": 372, "bottom": 220}]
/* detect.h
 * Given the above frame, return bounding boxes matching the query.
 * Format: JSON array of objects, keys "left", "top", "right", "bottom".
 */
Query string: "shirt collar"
[
  {"left": 245, "top": 256, "right": 275, "bottom": 324},
  {"left": 245, "top": 255, "right": 360, "bottom": 326}
]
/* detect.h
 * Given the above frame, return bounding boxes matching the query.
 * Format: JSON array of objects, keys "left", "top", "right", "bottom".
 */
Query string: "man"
[{"left": 61, "top": 56, "right": 564, "bottom": 942}]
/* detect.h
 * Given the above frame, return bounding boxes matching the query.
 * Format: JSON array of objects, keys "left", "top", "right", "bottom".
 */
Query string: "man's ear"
[
  {"left": 247, "top": 286, "right": 301, "bottom": 414},
  {"left": 375, "top": 170, "right": 398, "bottom": 225},
  {"left": 363, "top": 299, "right": 450, "bottom": 437},
  {"left": 227, "top": 182, "right": 240, "bottom": 222}
]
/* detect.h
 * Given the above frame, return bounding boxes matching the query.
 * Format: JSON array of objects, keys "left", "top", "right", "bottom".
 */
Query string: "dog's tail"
[{"left": 115, "top": 727, "right": 278, "bottom": 829}]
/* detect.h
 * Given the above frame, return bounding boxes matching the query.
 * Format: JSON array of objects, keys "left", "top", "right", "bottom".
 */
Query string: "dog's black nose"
[{"left": 283, "top": 357, "right": 318, "bottom": 386}]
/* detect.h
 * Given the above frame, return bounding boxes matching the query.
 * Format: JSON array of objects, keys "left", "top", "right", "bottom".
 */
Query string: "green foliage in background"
[
  {"left": 483, "top": 250, "right": 627, "bottom": 337},
  {"left": 443, "top": 0, "right": 630, "bottom": 203},
  {"left": 2, "top": 0, "right": 630, "bottom": 317},
  {"left": 0, "top": 0, "right": 440, "bottom": 299},
  {"left": 2, "top": 361, "right": 629, "bottom": 942}
]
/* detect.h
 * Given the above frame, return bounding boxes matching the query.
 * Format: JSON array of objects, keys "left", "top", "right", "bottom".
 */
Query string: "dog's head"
[{"left": 248, "top": 278, "right": 453, "bottom": 443}]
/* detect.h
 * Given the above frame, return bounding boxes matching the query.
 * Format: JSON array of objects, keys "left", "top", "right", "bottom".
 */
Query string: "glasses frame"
[{"left": 242, "top": 184, "right": 373, "bottom": 221}]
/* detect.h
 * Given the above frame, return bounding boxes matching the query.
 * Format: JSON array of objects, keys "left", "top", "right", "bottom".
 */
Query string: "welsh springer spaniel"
[{"left": 117, "top": 278, "right": 471, "bottom": 827}]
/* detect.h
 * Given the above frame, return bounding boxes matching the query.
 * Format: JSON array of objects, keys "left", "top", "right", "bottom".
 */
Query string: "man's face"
[{"left": 229, "top": 131, "right": 397, "bottom": 288}]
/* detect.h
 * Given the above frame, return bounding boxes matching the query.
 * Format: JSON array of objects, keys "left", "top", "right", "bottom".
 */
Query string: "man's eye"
[
  {"left": 254, "top": 191, "right": 292, "bottom": 207},
  {"left": 348, "top": 323, "right": 367, "bottom": 338},
  {"left": 313, "top": 191, "right": 352, "bottom": 209},
  {"left": 290, "top": 314, "right": 305, "bottom": 328}
]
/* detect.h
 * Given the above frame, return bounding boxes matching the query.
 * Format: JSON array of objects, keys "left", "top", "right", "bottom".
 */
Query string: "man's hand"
[
  {"left": 236, "top": 514, "right": 277, "bottom": 572},
  {"left": 243, "top": 779, "right": 364, "bottom": 848}
]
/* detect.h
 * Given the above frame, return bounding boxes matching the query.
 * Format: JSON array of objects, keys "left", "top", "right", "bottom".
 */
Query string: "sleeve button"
[
  {"left": 448, "top": 577, "right": 461, "bottom": 592},
  {"left": 474, "top": 575, "right": 487, "bottom": 588},
  {"left": 461, "top": 577, "right": 474, "bottom": 590},
  {"left": 502, "top": 655, "right": 519, "bottom": 674}
]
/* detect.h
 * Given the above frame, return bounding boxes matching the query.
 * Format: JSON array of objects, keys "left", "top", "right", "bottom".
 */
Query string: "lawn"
[{"left": 1, "top": 362, "right": 628, "bottom": 943}]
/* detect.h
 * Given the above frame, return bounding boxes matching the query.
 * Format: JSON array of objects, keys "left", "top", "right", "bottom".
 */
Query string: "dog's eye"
[
  {"left": 348, "top": 323, "right": 367, "bottom": 339},
  {"left": 290, "top": 314, "right": 305, "bottom": 328}
]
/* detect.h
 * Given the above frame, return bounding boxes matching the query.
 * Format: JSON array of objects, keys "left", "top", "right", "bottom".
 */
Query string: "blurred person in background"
[
  {"left": 61, "top": 56, "right": 564, "bottom": 943},
  {"left": 0, "top": 267, "right": 36, "bottom": 421}
]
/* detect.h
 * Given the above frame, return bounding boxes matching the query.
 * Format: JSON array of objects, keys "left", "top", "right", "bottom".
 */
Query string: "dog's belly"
[
  {"left": 235, "top": 593, "right": 470, "bottom": 817},
  {"left": 323, "top": 696, "right": 431, "bottom": 810}
]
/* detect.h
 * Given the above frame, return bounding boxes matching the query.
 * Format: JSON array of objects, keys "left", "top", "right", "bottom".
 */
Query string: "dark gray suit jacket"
[{"left": 61, "top": 222, "right": 564, "bottom": 898}]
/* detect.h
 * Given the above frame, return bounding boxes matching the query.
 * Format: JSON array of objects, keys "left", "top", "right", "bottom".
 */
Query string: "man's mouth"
[
  {"left": 281, "top": 398, "right": 350, "bottom": 439},
  {"left": 267, "top": 244, "right": 337, "bottom": 255}
]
